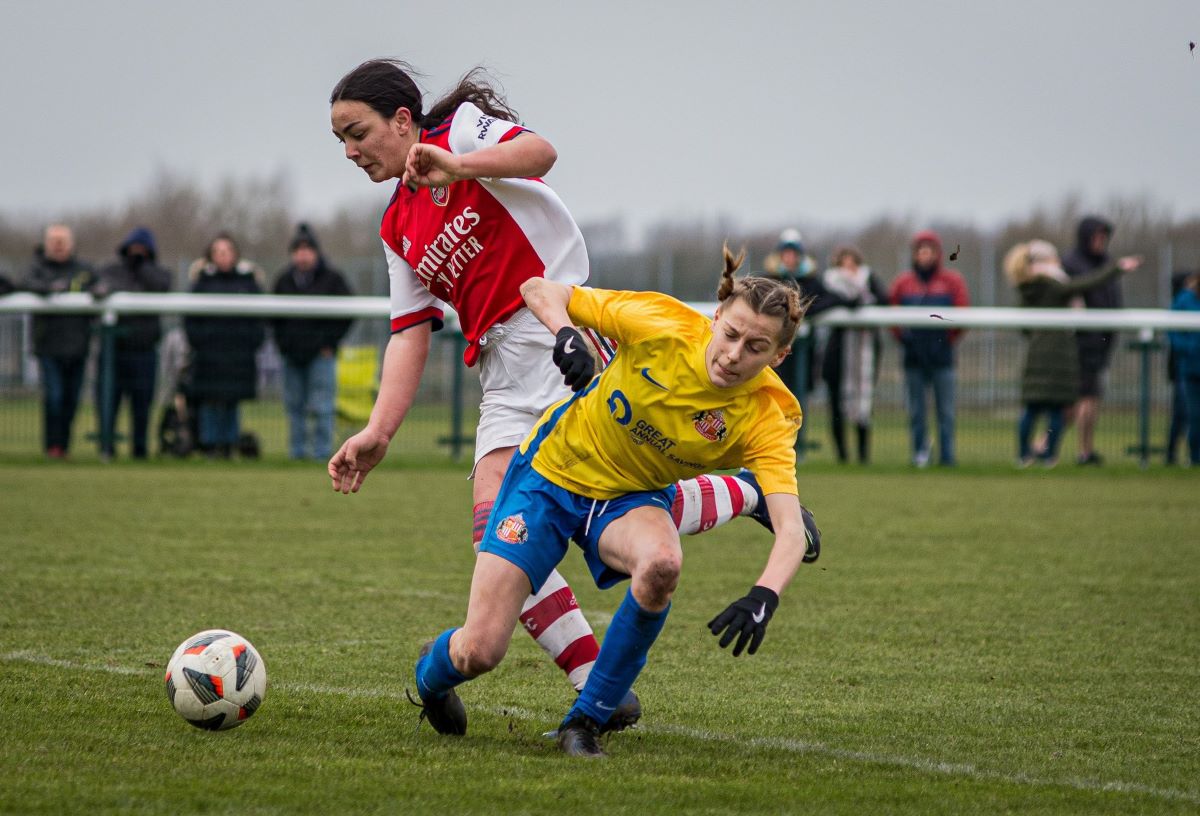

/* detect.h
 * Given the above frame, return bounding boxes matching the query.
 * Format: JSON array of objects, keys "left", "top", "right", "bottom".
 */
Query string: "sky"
[{"left": 3, "top": 0, "right": 1199, "bottom": 238}]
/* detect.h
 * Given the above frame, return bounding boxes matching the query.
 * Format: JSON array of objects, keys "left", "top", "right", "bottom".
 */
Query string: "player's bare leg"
[
  {"left": 474, "top": 446, "right": 605, "bottom": 690},
  {"left": 412, "top": 552, "right": 531, "bottom": 735},
  {"left": 449, "top": 553, "right": 532, "bottom": 677}
]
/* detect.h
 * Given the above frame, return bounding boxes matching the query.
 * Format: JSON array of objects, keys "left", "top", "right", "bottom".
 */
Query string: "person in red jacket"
[{"left": 888, "top": 230, "right": 970, "bottom": 467}]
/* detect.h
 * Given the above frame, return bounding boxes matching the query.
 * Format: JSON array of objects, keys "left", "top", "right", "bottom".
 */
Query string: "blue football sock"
[
  {"left": 564, "top": 588, "right": 670, "bottom": 726},
  {"left": 414, "top": 628, "right": 467, "bottom": 700}
]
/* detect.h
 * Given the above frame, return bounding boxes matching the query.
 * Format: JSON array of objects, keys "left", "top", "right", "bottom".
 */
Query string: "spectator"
[
  {"left": 93, "top": 227, "right": 172, "bottom": 460},
  {"left": 1168, "top": 272, "right": 1200, "bottom": 466},
  {"left": 271, "top": 223, "right": 354, "bottom": 461},
  {"left": 20, "top": 224, "right": 97, "bottom": 459},
  {"left": 1004, "top": 240, "right": 1142, "bottom": 467},
  {"left": 184, "top": 233, "right": 265, "bottom": 459},
  {"left": 820, "top": 244, "right": 888, "bottom": 463},
  {"left": 1165, "top": 271, "right": 1192, "bottom": 465},
  {"left": 889, "top": 229, "right": 970, "bottom": 467},
  {"left": 758, "top": 228, "right": 826, "bottom": 460},
  {"left": 1062, "top": 216, "right": 1120, "bottom": 465}
]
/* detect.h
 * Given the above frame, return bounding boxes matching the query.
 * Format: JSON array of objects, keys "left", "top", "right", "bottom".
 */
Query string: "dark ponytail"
[
  {"left": 425, "top": 67, "right": 519, "bottom": 127},
  {"left": 331, "top": 59, "right": 519, "bottom": 128}
]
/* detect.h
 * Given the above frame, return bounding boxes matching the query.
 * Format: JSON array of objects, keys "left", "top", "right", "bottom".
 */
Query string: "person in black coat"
[
  {"left": 271, "top": 223, "right": 353, "bottom": 460},
  {"left": 20, "top": 224, "right": 98, "bottom": 458},
  {"left": 93, "top": 226, "right": 173, "bottom": 459},
  {"left": 184, "top": 233, "right": 265, "bottom": 458},
  {"left": 1061, "top": 215, "right": 1119, "bottom": 465}
]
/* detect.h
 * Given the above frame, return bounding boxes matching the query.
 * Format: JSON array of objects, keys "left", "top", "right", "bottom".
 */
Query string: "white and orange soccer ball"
[{"left": 164, "top": 630, "right": 267, "bottom": 730}]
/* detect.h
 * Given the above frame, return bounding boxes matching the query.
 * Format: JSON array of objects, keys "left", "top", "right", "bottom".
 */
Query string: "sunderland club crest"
[
  {"left": 495, "top": 513, "right": 529, "bottom": 545},
  {"left": 692, "top": 409, "right": 727, "bottom": 442}
]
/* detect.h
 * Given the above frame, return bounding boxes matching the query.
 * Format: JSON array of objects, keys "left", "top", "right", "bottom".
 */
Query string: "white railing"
[
  {"left": 1, "top": 292, "right": 1196, "bottom": 466},
  {"left": 2, "top": 292, "right": 1199, "bottom": 332}
]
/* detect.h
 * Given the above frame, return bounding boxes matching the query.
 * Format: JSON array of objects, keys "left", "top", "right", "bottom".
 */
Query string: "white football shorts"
[{"left": 473, "top": 307, "right": 572, "bottom": 472}]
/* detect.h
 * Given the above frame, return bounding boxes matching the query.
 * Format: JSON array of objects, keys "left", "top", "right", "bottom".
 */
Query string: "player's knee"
[
  {"left": 455, "top": 631, "right": 508, "bottom": 677},
  {"left": 636, "top": 548, "right": 681, "bottom": 605}
]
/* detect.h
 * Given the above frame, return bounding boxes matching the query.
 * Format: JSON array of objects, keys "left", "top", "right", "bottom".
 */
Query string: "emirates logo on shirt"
[
  {"left": 692, "top": 409, "right": 728, "bottom": 442},
  {"left": 430, "top": 186, "right": 450, "bottom": 207},
  {"left": 412, "top": 206, "right": 484, "bottom": 293}
]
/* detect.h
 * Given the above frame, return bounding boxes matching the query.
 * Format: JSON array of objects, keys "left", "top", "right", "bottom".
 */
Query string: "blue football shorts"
[{"left": 478, "top": 442, "right": 677, "bottom": 594}]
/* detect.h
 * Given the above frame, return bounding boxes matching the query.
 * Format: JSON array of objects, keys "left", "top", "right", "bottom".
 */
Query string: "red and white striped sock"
[
  {"left": 473, "top": 501, "right": 599, "bottom": 690},
  {"left": 518, "top": 570, "right": 599, "bottom": 691},
  {"left": 670, "top": 474, "right": 759, "bottom": 535}
]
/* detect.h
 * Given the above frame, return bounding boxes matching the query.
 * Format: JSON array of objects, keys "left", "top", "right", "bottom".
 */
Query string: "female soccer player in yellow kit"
[{"left": 412, "top": 247, "right": 813, "bottom": 757}]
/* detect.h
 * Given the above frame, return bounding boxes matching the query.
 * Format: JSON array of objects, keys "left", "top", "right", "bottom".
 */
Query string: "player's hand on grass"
[
  {"left": 708, "top": 586, "right": 779, "bottom": 656},
  {"left": 403, "top": 143, "right": 463, "bottom": 188},
  {"left": 328, "top": 429, "right": 391, "bottom": 494},
  {"left": 553, "top": 327, "right": 595, "bottom": 391}
]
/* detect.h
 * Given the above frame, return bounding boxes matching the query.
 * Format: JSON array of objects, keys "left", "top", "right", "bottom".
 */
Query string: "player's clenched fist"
[{"left": 403, "top": 143, "right": 462, "bottom": 188}]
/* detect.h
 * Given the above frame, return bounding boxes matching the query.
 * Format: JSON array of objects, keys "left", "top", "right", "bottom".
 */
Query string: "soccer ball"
[{"left": 165, "top": 630, "right": 267, "bottom": 730}]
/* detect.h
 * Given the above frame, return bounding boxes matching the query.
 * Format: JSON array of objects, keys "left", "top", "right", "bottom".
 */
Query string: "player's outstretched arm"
[
  {"left": 708, "top": 493, "right": 807, "bottom": 656},
  {"left": 404, "top": 133, "right": 557, "bottom": 189},
  {"left": 755, "top": 493, "right": 809, "bottom": 592},
  {"left": 328, "top": 324, "right": 432, "bottom": 494}
]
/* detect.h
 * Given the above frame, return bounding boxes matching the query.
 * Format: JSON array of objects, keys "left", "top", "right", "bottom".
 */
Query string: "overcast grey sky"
[{"left": 3, "top": 0, "right": 1198, "bottom": 235}]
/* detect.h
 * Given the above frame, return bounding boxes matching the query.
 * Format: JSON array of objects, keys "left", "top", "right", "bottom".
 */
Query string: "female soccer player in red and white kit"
[{"left": 326, "top": 60, "right": 817, "bottom": 726}]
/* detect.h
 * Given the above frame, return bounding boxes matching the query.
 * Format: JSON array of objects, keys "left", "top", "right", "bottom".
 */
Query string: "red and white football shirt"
[{"left": 380, "top": 101, "right": 589, "bottom": 365}]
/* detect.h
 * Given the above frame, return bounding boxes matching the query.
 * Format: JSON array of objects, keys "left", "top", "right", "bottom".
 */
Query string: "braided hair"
[{"left": 715, "top": 244, "right": 808, "bottom": 347}]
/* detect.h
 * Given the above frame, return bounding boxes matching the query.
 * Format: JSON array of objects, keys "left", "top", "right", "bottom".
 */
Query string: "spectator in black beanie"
[
  {"left": 93, "top": 226, "right": 172, "bottom": 460},
  {"left": 272, "top": 223, "right": 353, "bottom": 460}
]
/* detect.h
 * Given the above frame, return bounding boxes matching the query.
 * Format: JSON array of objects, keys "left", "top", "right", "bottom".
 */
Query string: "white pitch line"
[
  {"left": 4, "top": 651, "right": 1197, "bottom": 806},
  {"left": 3, "top": 650, "right": 149, "bottom": 675},
  {"left": 647, "top": 724, "right": 1200, "bottom": 805}
]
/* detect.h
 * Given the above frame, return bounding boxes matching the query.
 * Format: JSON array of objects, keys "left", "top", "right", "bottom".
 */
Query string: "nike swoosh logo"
[
  {"left": 751, "top": 603, "right": 767, "bottom": 624},
  {"left": 563, "top": 337, "right": 577, "bottom": 355},
  {"left": 595, "top": 701, "right": 616, "bottom": 710},
  {"left": 640, "top": 367, "right": 669, "bottom": 390}
]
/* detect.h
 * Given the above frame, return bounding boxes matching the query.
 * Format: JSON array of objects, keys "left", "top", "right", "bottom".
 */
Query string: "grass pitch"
[{"left": 1, "top": 461, "right": 1197, "bottom": 815}]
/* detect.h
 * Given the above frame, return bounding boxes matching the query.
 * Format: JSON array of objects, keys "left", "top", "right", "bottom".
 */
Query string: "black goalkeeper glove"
[
  {"left": 801, "top": 504, "right": 821, "bottom": 564},
  {"left": 707, "top": 585, "right": 779, "bottom": 657},
  {"left": 553, "top": 327, "right": 595, "bottom": 391}
]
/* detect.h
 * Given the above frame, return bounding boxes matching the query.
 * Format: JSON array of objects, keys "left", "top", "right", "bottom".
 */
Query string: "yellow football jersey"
[{"left": 523, "top": 287, "right": 802, "bottom": 500}]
